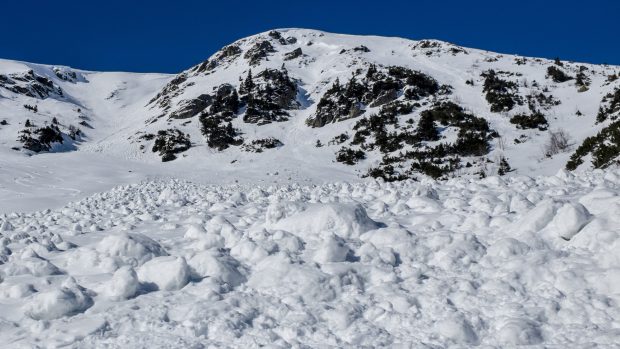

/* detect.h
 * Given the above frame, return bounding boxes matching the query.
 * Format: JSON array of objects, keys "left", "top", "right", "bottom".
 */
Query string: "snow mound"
[
  {"left": 102, "top": 266, "right": 140, "bottom": 300},
  {"left": 23, "top": 278, "right": 93, "bottom": 320},
  {"left": 269, "top": 203, "right": 382, "bottom": 238},
  {"left": 187, "top": 250, "right": 245, "bottom": 286},
  {"left": 549, "top": 202, "right": 591, "bottom": 240},
  {"left": 137, "top": 256, "right": 190, "bottom": 291},
  {"left": 96, "top": 232, "right": 168, "bottom": 266},
  {"left": 497, "top": 318, "right": 543, "bottom": 345}
]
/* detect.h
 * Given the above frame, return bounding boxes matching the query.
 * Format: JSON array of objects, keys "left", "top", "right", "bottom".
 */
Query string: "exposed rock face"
[
  {"left": 284, "top": 47, "right": 303, "bottom": 61},
  {"left": 244, "top": 41, "right": 276, "bottom": 66},
  {"left": 170, "top": 94, "right": 213, "bottom": 119},
  {"left": 192, "top": 44, "right": 243, "bottom": 74},
  {"left": 0, "top": 70, "right": 63, "bottom": 99},
  {"left": 148, "top": 73, "right": 188, "bottom": 111}
]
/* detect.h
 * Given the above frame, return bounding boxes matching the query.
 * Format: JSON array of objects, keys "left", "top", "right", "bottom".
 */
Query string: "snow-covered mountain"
[
  {"left": 2, "top": 29, "right": 620, "bottom": 348},
  {"left": 2, "top": 29, "right": 620, "bottom": 182}
]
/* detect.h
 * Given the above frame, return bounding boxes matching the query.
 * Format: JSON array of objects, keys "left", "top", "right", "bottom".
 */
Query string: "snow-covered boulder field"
[{"left": 0, "top": 170, "right": 619, "bottom": 347}]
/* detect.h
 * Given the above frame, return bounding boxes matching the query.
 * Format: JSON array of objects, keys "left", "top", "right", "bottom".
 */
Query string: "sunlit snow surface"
[{"left": 0, "top": 170, "right": 619, "bottom": 348}]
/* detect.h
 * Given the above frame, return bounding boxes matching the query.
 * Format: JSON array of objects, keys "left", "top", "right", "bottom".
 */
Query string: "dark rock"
[
  {"left": 353, "top": 45, "right": 370, "bottom": 53},
  {"left": 193, "top": 44, "right": 242, "bottom": 74},
  {"left": 0, "top": 70, "right": 62, "bottom": 99},
  {"left": 244, "top": 41, "right": 276, "bottom": 66},
  {"left": 170, "top": 94, "right": 213, "bottom": 119},
  {"left": 284, "top": 48, "right": 303, "bottom": 61},
  {"left": 148, "top": 73, "right": 188, "bottom": 111},
  {"left": 242, "top": 137, "right": 283, "bottom": 152}
]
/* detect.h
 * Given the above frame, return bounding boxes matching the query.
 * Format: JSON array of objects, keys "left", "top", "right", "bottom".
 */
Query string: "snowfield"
[
  {"left": 0, "top": 170, "right": 619, "bottom": 348},
  {"left": 2, "top": 28, "right": 620, "bottom": 348}
]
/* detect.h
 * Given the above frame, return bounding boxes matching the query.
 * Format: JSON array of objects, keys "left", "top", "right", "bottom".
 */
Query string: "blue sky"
[{"left": 1, "top": 0, "right": 617, "bottom": 73}]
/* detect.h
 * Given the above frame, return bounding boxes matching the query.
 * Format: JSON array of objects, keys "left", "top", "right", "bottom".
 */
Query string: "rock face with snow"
[{"left": 1, "top": 29, "right": 620, "bottom": 180}]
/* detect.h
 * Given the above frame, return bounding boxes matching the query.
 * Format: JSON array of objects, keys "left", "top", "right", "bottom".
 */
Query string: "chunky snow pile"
[{"left": 0, "top": 171, "right": 619, "bottom": 347}]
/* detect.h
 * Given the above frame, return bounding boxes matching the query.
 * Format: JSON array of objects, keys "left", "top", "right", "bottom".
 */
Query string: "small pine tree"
[
  {"left": 315, "top": 139, "right": 323, "bottom": 147},
  {"left": 497, "top": 156, "right": 511, "bottom": 176},
  {"left": 416, "top": 113, "right": 440, "bottom": 141},
  {"left": 25, "top": 119, "right": 31, "bottom": 127},
  {"left": 52, "top": 117, "right": 58, "bottom": 124},
  {"left": 242, "top": 69, "right": 254, "bottom": 94}
]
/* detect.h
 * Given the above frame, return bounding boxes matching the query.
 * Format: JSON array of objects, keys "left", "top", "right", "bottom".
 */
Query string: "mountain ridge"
[{"left": 1, "top": 28, "right": 620, "bottom": 181}]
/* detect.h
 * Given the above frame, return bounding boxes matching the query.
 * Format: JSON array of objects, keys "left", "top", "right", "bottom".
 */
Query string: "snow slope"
[
  {"left": 0, "top": 170, "right": 619, "bottom": 347},
  {"left": 1, "top": 29, "right": 619, "bottom": 192}
]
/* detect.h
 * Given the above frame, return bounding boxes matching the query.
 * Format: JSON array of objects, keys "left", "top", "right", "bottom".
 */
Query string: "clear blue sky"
[{"left": 1, "top": 0, "right": 617, "bottom": 73}]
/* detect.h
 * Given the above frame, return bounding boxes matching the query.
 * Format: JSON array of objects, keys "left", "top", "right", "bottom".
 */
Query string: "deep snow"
[
  {"left": 1, "top": 28, "right": 620, "bottom": 348},
  {"left": 0, "top": 170, "right": 619, "bottom": 347}
]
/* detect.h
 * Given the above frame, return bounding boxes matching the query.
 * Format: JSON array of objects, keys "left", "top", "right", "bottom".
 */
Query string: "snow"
[
  {"left": 549, "top": 202, "right": 591, "bottom": 240},
  {"left": 137, "top": 256, "right": 190, "bottom": 291},
  {"left": 1, "top": 28, "right": 620, "bottom": 348},
  {"left": 0, "top": 171, "right": 616, "bottom": 347},
  {"left": 22, "top": 278, "right": 93, "bottom": 321}
]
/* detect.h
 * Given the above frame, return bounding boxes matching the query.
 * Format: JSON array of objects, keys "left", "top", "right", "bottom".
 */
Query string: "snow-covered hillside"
[
  {"left": 2, "top": 29, "right": 620, "bottom": 184},
  {"left": 0, "top": 170, "right": 619, "bottom": 347},
  {"left": 1, "top": 29, "right": 620, "bottom": 348}
]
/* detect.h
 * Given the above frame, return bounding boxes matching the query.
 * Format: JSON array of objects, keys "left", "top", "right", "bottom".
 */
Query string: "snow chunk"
[
  {"left": 183, "top": 224, "right": 207, "bottom": 240},
  {"left": 187, "top": 251, "right": 245, "bottom": 286},
  {"left": 436, "top": 316, "right": 478, "bottom": 344},
  {"left": 102, "top": 266, "right": 139, "bottom": 300},
  {"left": 497, "top": 319, "right": 543, "bottom": 345},
  {"left": 206, "top": 215, "right": 242, "bottom": 247},
  {"left": 96, "top": 232, "right": 168, "bottom": 266},
  {"left": 3, "top": 251, "right": 62, "bottom": 277},
  {"left": 0, "top": 283, "right": 36, "bottom": 299},
  {"left": 549, "top": 203, "right": 591, "bottom": 240},
  {"left": 360, "top": 227, "right": 413, "bottom": 247},
  {"left": 0, "top": 220, "right": 14, "bottom": 232},
  {"left": 514, "top": 199, "right": 559, "bottom": 234},
  {"left": 137, "top": 256, "right": 190, "bottom": 291},
  {"left": 23, "top": 278, "right": 93, "bottom": 320},
  {"left": 313, "top": 235, "right": 350, "bottom": 263},
  {"left": 487, "top": 238, "right": 530, "bottom": 259},
  {"left": 270, "top": 203, "right": 382, "bottom": 239}
]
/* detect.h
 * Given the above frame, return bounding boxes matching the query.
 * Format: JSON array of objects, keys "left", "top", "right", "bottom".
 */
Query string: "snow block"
[
  {"left": 103, "top": 266, "right": 140, "bottom": 300},
  {"left": 96, "top": 232, "right": 168, "bottom": 266},
  {"left": 138, "top": 256, "right": 190, "bottom": 291},
  {"left": 23, "top": 278, "right": 93, "bottom": 320},
  {"left": 549, "top": 202, "right": 591, "bottom": 240},
  {"left": 270, "top": 203, "right": 382, "bottom": 239}
]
